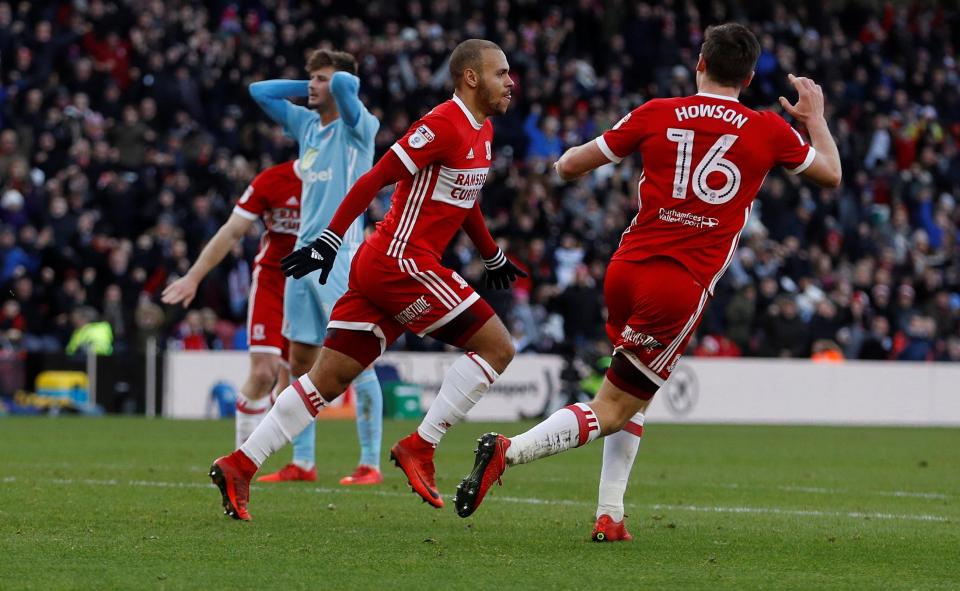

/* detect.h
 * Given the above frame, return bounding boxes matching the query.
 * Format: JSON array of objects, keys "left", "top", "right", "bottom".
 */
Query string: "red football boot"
[
  {"left": 209, "top": 451, "right": 257, "bottom": 520},
  {"left": 390, "top": 432, "right": 443, "bottom": 508},
  {"left": 339, "top": 464, "right": 383, "bottom": 486},
  {"left": 592, "top": 514, "right": 633, "bottom": 542},
  {"left": 453, "top": 432, "right": 510, "bottom": 518},
  {"left": 256, "top": 463, "right": 317, "bottom": 483}
]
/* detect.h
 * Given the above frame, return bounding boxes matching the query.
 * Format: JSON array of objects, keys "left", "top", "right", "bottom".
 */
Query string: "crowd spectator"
[{"left": 0, "top": 0, "right": 958, "bottom": 365}]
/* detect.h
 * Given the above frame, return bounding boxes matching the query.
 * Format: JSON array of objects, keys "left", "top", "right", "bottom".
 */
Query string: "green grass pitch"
[{"left": 1, "top": 417, "right": 958, "bottom": 590}]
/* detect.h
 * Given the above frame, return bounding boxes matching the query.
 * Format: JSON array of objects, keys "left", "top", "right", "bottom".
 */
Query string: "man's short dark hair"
[
  {"left": 305, "top": 49, "right": 357, "bottom": 75},
  {"left": 449, "top": 39, "right": 502, "bottom": 86},
  {"left": 701, "top": 23, "right": 760, "bottom": 87}
]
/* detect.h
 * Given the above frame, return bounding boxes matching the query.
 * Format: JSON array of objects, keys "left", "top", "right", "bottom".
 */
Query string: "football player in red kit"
[
  {"left": 163, "top": 161, "right": 300, "bottom": 447},
  {"left": 453, "top": 23, "right": 842, "bottom": 541},
  {"left": 208, "top": 39, "right": 526, "bottom": 520}
]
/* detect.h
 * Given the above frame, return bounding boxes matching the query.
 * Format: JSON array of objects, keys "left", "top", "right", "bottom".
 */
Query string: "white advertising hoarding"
[
  {"left": 647, "top": 358, "right": 960, "bottom": 426},
  {"left": 164, "top": 352, "right": 960, "bottom": 425},
  {"left": 163, "top": 350, "right": 561, "bottom": 420}
]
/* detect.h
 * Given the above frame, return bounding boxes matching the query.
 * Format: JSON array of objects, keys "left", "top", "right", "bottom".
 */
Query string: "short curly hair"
[{"left": 305, "top": 49, "right": 358, "bottom": 75}]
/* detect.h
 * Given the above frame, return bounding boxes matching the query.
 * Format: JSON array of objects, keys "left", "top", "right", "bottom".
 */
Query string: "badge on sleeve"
[
  {"left": 612, "top": 112, "right": 632, "bottom": 130},
  {"left": 408, "top": 125, "right": 435, "bottom": 149}
]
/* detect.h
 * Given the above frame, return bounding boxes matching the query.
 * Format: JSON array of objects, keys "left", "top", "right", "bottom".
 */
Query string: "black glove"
[
  {"left": 281, "top": 229, "right": 342, "bottom": 284},
  {"left": 482, "top": 249, "right": 528, "bottom": 290}
]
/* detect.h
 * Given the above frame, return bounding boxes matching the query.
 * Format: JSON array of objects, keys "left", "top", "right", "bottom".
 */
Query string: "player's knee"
[
  {"left": 478, "top": 337, "right": 514, "bottom": 374},
  {"left": 289, "top": 357, "right": 312, "bottom": 377},
  {"left": 248, "top": 358, "right": 280, "bottom": 394},
  {"left": 603, "top": 411, "right": 633, "bottom": 435},
  {"left": 588, "top": 400, "right": 632, "bottom": 436},
  {"left": 249, "top": 367, "right": 276, "bottom": 392},
  {"left": 308, "top": 366, "right": 354, "bottom": 401},
  {"left": 499, "top": 339, "right": 516, "bottom": 367}
]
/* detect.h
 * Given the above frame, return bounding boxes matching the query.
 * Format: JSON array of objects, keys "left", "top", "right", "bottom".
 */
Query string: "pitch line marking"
[
  {"left": 7, "top": 462, "right": 957, "bottom": 500},
  {"left": 531, "top": 475, "right": 954, "bottom": 500},
  {"left": 1, "top": 476, "right": 951, "bottom": 523},
  {"left": 722, "top": 483, "right": 953, "bottom": 500}
]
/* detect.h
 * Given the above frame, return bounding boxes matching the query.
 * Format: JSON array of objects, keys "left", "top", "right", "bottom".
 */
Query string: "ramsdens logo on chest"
[
  {"left": 431, "top": 166, "right": 489, "bottom": 208},
  {"left": 266, "top": 208, "right": 299, "bottom": 235}
]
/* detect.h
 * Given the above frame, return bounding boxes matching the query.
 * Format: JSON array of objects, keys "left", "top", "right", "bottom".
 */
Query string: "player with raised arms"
[
  {"left": 452, "top": 23, "right": 842, "bottom": 541},
  {"left": 162, "top": 161, "right": 300, "bottom": 448},
  {"left": 209, "top": 39, "right": 526, "bottom": 519},
  {"left": 240, "top": 49, "right": 386, "bottom": 487}
]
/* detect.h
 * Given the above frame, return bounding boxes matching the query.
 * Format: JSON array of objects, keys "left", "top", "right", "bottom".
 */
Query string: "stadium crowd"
[{"left": 1, "top": 0, "right": 959, "bottom": 363}]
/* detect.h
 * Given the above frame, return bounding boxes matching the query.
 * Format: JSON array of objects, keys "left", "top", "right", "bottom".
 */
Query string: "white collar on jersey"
[
  {"left": 292, "top": 159, "right": 302, "bottom": 180},
  {"left": 696, "top": 92, "right": 740, "bottom": 102},
  {"left": 316, "top": 118, "right": 335, "bottom": 134},
  {"left": 452, "top": 93, "right": 483, "bottom": 130}
]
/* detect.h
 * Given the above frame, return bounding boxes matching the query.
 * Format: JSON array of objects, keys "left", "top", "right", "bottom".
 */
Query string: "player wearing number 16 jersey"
[{"left": 453, "top": 23, "right": 842, "bottom": 539}]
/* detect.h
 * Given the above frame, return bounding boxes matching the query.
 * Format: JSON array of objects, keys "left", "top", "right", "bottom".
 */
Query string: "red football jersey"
[
  {"left": 598, "top": 92, "right": 815, "bottom": 293},
  {"left": 233, "top": 160, "right": 301, "bottom": 268},
  {"left": 366, "top": 95, "right": 494, "bottom": 260}
]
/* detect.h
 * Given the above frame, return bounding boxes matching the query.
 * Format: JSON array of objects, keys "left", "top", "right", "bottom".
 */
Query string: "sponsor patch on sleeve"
[
  {"left": 612, "top": 112, "right": 632, "bottom": 130},
  {"left": 238, "top": 185, "right": 254, "bottom": 204},
  {"left": 408, "top": 124, "right": 436, "bottom": 149}
]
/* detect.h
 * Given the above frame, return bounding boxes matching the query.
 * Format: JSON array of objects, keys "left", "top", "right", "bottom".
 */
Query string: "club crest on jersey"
[
  {"left": 301, "top": 148, "right": 319, "bottom": 170},
  {"left": 252, "top": 323, "right": 265, "bottom": 341},
  {"left": 408, "top": 125, "right": 435, "bottom": 149},
  {"left": 485, "top": 140, "right": 491, "bottom": 160}
]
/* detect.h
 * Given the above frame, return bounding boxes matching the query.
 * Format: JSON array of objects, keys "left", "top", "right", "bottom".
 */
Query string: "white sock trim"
[
  {"left": 417, "top": 352, "right": 498, "bottom": 445},
  {"left": 240, "top": 385, "right": 317, "bottom": 467},
  {"left": 294, "top": 374, "right": 327, "bottom": 415},
  {"left": 237, "top": 392, "right": 272, "bottom": 412}
]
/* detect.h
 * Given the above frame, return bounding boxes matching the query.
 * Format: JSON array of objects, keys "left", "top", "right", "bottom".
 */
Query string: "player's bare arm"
[
  {"left": 779, "top": 73, "right": 842, "bottom": 188},
  {"left": 161, "top": 213, "right": 254, "bottom": 307},
  {"left": 554, "top": 140, "right": 611, "bottom": 181}
]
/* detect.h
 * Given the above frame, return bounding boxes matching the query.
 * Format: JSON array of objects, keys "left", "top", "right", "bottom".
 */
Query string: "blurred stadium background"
[
  {"left": 1, "top": 1, "right": 959, "bottom": 587},
  {"left": 2, "top": 0, "right": 959, "bottom": 417}
]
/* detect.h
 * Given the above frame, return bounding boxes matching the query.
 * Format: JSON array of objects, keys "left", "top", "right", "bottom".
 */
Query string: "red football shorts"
[
  {"left": 604, "top": 256, "right": 710, "bottom": 387},
  {"left": 327, "top": 244, "right": 491, "bottom": 355},
  {"left": 247, "top": 264, "right": 289, "bottom": 359}
]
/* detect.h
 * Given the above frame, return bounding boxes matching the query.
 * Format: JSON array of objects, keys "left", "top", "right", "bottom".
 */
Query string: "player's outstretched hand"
[
  {"left": 281, "top": 229, "right": 342, "bottom": 284},
  {"left": 161, "top": 275, "right": 199, "bottom": 308},
  {"left": 482, "top": 249, "right": 528, "bottom": 290},
  {"left": 779, "top": 73, "right": 825, "bottom": 126}
]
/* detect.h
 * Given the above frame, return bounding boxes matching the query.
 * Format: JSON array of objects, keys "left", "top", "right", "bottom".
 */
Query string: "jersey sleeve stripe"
[
  {"left": 483, "top": 250, "right": 507, "bottom": 269},
  {"left": 394, "top": 165, "right": 434, "bottom": 259},
  {"left": 388, "top": 165, "right": 432, "bottom": 257},
  {"left": 232, "top": 205, "right": 259, "bottom": 220},
  {"left": 595, "top": 136, "right": 624, "bottom": 164},
  {"left": 391, "top": 143, "right": 419, "bottom": 174},
  {"left": 786, "top": 146, "right": 817, "bottom": 175}
]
